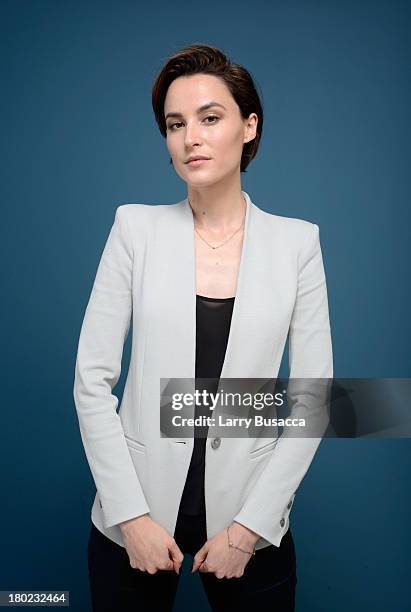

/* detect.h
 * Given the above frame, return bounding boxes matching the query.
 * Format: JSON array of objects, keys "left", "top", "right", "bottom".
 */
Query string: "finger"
[
  {"left": 169, "top": 539, "right": 183, "bottom": 560},
  {"left": 169, "top": 541, "right": 184, "bottom": 575},
  {"left": 191, "top": 548, "right": 205, "bottom": 573},
  {"left": 171, "top": 555, "right": 183, "bottom": 575},
  {"left": 192, "top": 553, "right": 207, "bottom": 574}
]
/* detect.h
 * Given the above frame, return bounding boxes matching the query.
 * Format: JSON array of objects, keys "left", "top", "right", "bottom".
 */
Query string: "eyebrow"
[{"left": 165, "top": 101, "right": 227, "bottom": 121}]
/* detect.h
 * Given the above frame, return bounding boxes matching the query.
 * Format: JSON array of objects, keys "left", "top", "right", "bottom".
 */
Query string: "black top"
[{"left": 178, "top": 294, "right": 235, "bottom": 515}]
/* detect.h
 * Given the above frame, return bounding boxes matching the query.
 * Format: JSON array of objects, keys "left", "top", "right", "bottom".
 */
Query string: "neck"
[{"left": 187, "top": 182, "right": 246, "bottom": 233}]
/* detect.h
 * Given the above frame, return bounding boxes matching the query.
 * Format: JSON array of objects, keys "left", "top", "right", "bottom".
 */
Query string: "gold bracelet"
[{"left": 226, "top": 526, "right": 256, "bottom": 556}]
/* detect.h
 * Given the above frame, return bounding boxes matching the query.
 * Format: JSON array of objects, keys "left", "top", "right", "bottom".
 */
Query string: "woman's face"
[{"left": 164, "top": 73, "right": 257, "bottom": 187}]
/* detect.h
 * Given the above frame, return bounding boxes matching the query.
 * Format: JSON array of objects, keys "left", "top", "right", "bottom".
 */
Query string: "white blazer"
[{"left": 73, "top": 190, "right": 333, "bottom": 551}]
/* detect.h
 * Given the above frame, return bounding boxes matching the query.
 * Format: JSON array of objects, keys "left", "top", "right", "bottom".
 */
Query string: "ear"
[{"left": 243, "top": 113, "right": 258, "bottom": 144}]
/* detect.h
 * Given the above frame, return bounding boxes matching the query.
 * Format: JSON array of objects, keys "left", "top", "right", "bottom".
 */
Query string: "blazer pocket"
[
  {"left": 249, "top": 439, "right": 278, "bottom": 459},
  {"left": 124, "top": 434, "right": 146, "bottom": 454}
]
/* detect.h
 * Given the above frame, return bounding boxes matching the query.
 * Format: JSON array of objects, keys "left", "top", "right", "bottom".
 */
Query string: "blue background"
[{"left": 1, "top": 0, "right": 410, "bottom": 610}]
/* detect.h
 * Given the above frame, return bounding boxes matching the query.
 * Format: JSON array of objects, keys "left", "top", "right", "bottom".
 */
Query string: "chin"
[{"left": 184, "top": 172, "right": 223, "bottom": 188}]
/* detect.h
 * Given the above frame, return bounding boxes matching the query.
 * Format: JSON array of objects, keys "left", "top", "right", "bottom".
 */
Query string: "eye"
[
  {"left": 168, "top": 121, "right": 183, "bottom": 131},
  {"left": 167, "top": 115, "right": 220, "bottom": 131},
  {"left": 203, "top": 115, "right": 219, "bottom": 124}
]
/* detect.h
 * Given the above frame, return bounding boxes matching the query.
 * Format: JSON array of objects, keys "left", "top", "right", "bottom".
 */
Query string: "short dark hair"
[{"left": 151, "top": 43, "right": 264, "bottom": 173}]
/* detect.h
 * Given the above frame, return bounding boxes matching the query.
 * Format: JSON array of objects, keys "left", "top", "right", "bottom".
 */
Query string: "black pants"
[{"left": 87, "top": 511, "right": 297, "bottom": 611}]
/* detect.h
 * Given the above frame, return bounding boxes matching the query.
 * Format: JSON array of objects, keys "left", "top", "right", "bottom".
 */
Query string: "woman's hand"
[
  {"left": 191, "top": 521, "right": 259, "bottom": 579},
  {"left": 120, "top": 514, "right": 184, "bottom": 575}
]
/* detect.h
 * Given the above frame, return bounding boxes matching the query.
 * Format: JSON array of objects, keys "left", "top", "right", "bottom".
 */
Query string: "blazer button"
[
  {"left": 280, "top": 518, "right": 285, "bottom": 527},
  {"left": 211, "top": 438, "right": 221, "bottom": 449},
  {"left": 287, "top": 500, "right": 293, "bottom": 509}
]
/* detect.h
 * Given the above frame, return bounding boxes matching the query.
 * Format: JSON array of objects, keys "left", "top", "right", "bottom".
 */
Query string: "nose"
[{"left": 184, "top": 120, "right": 203, "bottom": 148}]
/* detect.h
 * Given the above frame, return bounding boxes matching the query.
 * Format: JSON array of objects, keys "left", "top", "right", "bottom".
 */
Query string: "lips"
[
  {"left": 186, "top": 158, "right": 210, "bottom": 167},
  {"left": 185, "top": 157, "right": 211, "bottom": 164}
]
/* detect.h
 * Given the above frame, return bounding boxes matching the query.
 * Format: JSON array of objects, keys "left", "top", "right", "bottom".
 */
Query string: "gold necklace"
[{"left": 189, "top": 195, "right": 246, "bottom": 250}]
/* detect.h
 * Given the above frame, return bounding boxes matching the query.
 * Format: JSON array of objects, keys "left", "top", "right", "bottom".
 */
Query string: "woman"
[{"left": 73, "top": 43, "right": 333, "bottom": 611}]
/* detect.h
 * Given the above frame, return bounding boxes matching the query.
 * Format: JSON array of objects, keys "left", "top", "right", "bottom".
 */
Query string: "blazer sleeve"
[
  {"left": 232, "top": 223, "right": 333, "bottom": 547},
  {"left": 73, "top": 206, "right": 150, "bottom": 529}
]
